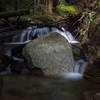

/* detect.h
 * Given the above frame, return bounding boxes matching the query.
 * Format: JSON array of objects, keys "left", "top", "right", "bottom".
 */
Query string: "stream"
[{"left": 0, "top": 26, "right": 88, "bottom": 76}]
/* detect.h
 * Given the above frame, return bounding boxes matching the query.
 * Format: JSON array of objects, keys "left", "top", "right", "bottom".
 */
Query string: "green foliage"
[
  {"left": 95, "top": 1, "right": 100, "bottom": 9},
  {"left": 21, "top": 11, "right": 58, "bottom": 24},
  {"left": 56, "top": 5, "right": 78, "bottom": 15},
  {"left": 31, "top": 13, "right": 57, "bottom": 23},
  {"left": 76, "top": 11, "right": 96, "bottom": 36}
]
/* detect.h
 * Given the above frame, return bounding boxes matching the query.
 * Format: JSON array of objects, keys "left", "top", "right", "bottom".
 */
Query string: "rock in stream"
[{"left": 23, "top": 32, "right": 74, "bottom": 76}]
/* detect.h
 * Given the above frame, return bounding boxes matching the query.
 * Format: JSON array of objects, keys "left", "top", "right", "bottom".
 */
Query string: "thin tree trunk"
[
  {"left": 48, "top": 0, "right": 52, "bottom": 15},
  {"left": 46, "top": 0, "right": 48, "bottom": 14},
  {"left": 37, "top": 0, "right": 40, "bottom": 6},
  {"left": 37, "top": 0, "right": 40, "bottom": 12}
]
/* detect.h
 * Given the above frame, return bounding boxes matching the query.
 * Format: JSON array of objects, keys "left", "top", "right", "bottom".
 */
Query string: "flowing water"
[
  {"left": 0, "top": 75, "right": 100, "bottom": 100},
  {"left": 0, "top": 26, "right": 87, "bottom": 76},
  {"left": 74, "top": 59, "right": 88, "bottom": 74},
  {"left": 4, "top": 26, "right": 79, "bottom": 45},
  {"left": 1, "top": 26, "right": 100, "bottom": 100}
]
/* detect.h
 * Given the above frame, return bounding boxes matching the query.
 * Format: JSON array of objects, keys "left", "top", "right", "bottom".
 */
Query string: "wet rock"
[
  {"left": 84, "top": 59, "right": 100, "bottom": 83},
  {"left": 84, "top": 91, "right": 100, "bottom": 100},
  {"left": 0, "top": 46, "right": 9, "bottom": 72},
  {"left": 72, "top": 44, "right": 84, "bottom": 60},
  {"left": 23, "top": 32, "right": 74, "bottom": 76}
]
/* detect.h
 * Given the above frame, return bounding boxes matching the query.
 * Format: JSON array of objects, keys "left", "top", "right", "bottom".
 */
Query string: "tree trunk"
[
  {"left": 37, "top": 0, "right": 40, "bottom": 6},
  {"left": 77, "top": 0, "right": 100, "bottom": 10},
  {"left": 45, "top": 0, "right": 48, "bottom": 14},
  {"left": 48, "top": 0, "right": 52, "bottom": 15}
]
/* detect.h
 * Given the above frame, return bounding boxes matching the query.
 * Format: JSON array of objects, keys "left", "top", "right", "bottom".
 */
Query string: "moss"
[
  {"left": 82, "top": 17, "right": 100, "bottom": 64},
  {"left": 56, "top": 5, "right": 78, "bottom": 15},
  {"left": 31, "top": 13, "right": 58, "bottom": 23}
]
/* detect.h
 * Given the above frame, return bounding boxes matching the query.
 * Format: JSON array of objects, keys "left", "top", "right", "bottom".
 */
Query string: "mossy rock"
[
  {"left": 56, "top": 5, "right": 79, "bottom": 16},
  {"left": 31, "top": 14, "right": 58, "bottom": 24}
]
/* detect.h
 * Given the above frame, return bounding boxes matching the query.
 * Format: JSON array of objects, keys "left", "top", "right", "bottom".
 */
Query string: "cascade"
[
  {"left": 0, "top": 26, "right": 87, "bottom": 75},
  {"left": 74, "top": 59, "right": 88, "bottom": 74}
]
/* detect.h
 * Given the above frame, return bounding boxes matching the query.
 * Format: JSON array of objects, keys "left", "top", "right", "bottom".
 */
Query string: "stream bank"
[{"left": 82, "top": 19, "right": 100, "bottom": 82}]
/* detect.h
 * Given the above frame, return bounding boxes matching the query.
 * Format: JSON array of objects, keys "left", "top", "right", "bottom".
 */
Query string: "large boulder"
[{"left": 23, "top": 32, "right": 74, "bottom": 76}]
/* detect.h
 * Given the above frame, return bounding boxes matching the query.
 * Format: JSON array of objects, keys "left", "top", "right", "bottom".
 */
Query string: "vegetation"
[
  {"left": 0, "top": 0, "right": 100, "bottom": 65},
  {"left": 56, "top": 5, "right": 78, "bottom": 15},
  {"left": 0, "top": 0, "right": 99, "bottom": 36}
]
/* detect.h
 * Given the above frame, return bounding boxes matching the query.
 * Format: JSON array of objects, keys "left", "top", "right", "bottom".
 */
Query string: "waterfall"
[
  {"left": 4, "top": 40, "right": 32, "bottom": 47},
  {"left": 74, "top": 59, "right": 88, "bottom": 74},
  {"left": 2, "top": 25, "right": 81, "bottom": 75},
  {"left": 4, "top": 27, "right": 33, "bottom": 47},
  {"left": 20, "top": 27, "right": 33, "bottom": 42},
  {"left": 20, "top": 30, "right": 28, "bottom": 42},
  {"left": 51, "top": 27, "right": 80, "bottom": 44},
  {"left": 33, "top": 27, "right": 49, "bottom": 37},
  {"left": 4, "top": 26, "right": 79, "bottom": 46}
]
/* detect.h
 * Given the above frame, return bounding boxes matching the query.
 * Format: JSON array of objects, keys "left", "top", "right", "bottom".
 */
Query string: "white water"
[
  {"left": 60, "top": 72, "right": 83, "bottom": 80},
  {"left": 20, "top": 30, "right": 28, "bottom": 42},
  {"left": 74, "top": 59, "right": 88, "bottom": 74},
  {"left": 4, "top": 40, "right": 31, "bottom": 47},
  {"left": 13, "top": 56, "right": 24, "bottom": 62},
  {"left": 59, "top": 59, "right": 88, "bottom": 79},
  {"left": 4, "top": 26, "right": 79, "bottom": 47},
  {"left": 51, "top": 27, "right": 80, "bottom": 44},
  {"left": 33, "top": 27, "right": 49, "bottom": 37}
]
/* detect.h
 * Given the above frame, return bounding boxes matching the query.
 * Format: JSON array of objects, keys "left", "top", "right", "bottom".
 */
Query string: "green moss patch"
[
  {"left": 31, "top": 14, "right": 58, "bottom": 23},
  {"left": 56, "top": 5, "right": 78, "bottom": 15}
]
